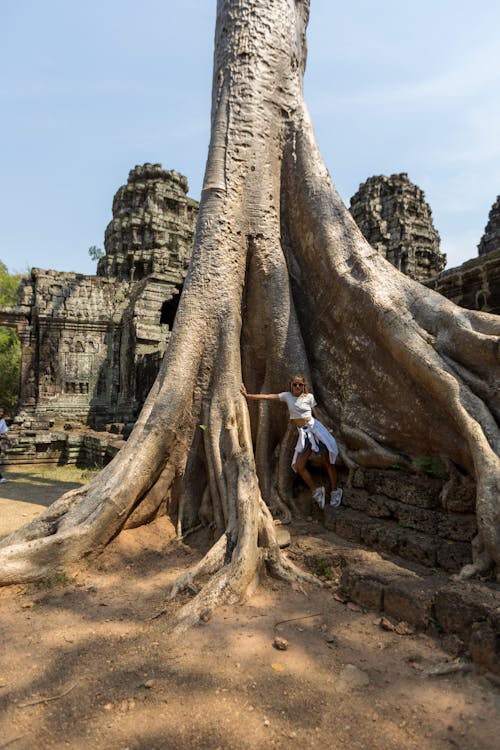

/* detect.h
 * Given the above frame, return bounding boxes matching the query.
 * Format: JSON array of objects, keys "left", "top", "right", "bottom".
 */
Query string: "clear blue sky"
[{"left": 2, "top": 1, "right": 499, "bottom": 276}]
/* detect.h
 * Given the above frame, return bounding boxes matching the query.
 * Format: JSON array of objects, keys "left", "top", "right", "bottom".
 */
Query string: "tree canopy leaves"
[{"left": 0, "top": 261, "right": 23, "bottom": 411}]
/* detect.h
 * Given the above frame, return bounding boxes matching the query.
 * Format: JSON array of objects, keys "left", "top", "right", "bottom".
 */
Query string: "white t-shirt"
[
  {"left": 278, "top": 391, "right": 317, "bottom": 420},
  {"left": 0, "top": 419, "right": 8, "bottom": 436}
]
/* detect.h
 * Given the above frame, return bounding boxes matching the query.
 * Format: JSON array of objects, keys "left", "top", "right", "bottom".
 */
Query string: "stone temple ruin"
[
  {"left": 427, "top": 194, "right": 500, "bottom": 314},
  {"left": 350, "top": 175, "right": 500, "bottom": 314},
  {"left": 349, "top": 172, "right": 446, "bottom": 282},
  {"left": 0, "top": 164, "right": 198, "bottom": 432},
  {"left": 427, "top": 247, "right": 500, "bottom": 315}
]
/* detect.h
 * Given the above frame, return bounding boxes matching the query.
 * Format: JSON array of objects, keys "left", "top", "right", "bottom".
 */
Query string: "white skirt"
[{"left": 291, "top": 418, "right": 339, "bottom": 471}]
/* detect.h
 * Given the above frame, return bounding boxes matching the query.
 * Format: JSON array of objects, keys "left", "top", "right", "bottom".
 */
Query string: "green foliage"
[
  {"left": 0, "top": 260, "right": 23, "bottom": 305},
  {"left": 0, "top": 260, "right": 23, "bottom": 411},
  {"left": 0, "top": 329, "right": 21, "bottom": 411},
  {"left": 316, "top": 556, "right": 333, "bottom": 580},
  {"left": 88, "top": 245, "right": 105, "bottom": 261}
]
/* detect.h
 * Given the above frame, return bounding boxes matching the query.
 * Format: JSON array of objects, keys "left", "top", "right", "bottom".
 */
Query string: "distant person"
[
  {"left": 241, "top": 375, "right": 342, "bottom": 509},
  {"left": 0, "top": 408, "right": 10, "bottom": 483}
]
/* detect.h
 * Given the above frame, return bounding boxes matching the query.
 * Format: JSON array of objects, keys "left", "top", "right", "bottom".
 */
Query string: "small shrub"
[
  {"left": 317, "top": 557, "right": 334, "bottom": 580},
  {"left": 38, "top": 571, "right": 77, "bottom": 589}
]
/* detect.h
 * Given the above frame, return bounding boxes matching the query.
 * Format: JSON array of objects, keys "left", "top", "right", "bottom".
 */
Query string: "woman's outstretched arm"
[{"left": 241, "top": 384, "right": 280, "bottom": 401}]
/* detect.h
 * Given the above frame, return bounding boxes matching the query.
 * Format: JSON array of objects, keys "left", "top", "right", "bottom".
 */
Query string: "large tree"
[{"left": 0, "top": 0, "right": 499, "bottom": 626}]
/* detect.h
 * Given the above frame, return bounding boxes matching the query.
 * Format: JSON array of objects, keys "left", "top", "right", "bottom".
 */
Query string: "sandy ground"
[
  {"left": 0, "top": 466, "right": 499, "bottom": 750},
  {"left": 0, "top": 464, "right": 95, "bottom": 536}
]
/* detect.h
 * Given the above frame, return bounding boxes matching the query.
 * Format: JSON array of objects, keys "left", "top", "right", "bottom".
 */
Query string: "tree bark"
[{"left": 0, "top": 0, "right": 499, "bottom": 619}]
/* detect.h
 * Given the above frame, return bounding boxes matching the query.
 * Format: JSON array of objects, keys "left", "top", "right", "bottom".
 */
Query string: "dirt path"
[
  {"left": 0, "top": 469, "right": 499, "bottom": 749},
  {"left": 0, "top": 465, "right": 95, "bottom": 536}
]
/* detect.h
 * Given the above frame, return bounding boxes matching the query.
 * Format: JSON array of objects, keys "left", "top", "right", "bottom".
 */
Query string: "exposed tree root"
[
  {"left": 169, "top": 497, "right": 321, "bottom": 630},
  {"left": 169, "top": 533, "right": 228, "bottom": 599}
]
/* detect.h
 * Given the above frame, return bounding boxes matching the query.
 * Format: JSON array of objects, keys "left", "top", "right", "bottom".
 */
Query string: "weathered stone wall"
[
  {"left": 478, "top": 195, "right": 500, "bottom": 256},
  {"left": 426, "top": 249, "right": 500, "bottom": 315},
  {"left": 2, "top": 426, "right": 123, "bottom": 468},
  {"left": 9, "top": 270, "right": 131, "bottom": 422},
  {"left": 348, "top": 175, "right": 500, "bottom": 315},
  {"left": 349, "top": 173, "right": 446, "bottom": 281},
  {"left": 4, "top": 269, "right": 186, "bottom": 425},
  {"left": 325, "top": 467, "right": 476, "bottom": 574}
]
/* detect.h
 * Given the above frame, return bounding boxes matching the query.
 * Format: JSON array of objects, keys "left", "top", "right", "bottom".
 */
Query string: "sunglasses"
[{"left": 291, "top": 382, "right": 304, "bottom": 387}]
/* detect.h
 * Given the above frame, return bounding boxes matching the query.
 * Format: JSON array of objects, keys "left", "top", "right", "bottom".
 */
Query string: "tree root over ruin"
[{"left": 0, "top": 0, "right": 499, "bottom": 625}]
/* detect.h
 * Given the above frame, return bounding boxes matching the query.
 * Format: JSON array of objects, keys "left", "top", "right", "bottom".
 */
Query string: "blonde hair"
[{"left": 289, "top": 374, "right": 308, "bottom": 394}]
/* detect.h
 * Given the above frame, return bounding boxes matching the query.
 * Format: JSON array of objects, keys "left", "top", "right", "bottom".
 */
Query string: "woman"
[
  {"left": 241, "top": 376, "right": 342, "bottom": 509},
  {"left": 0, "top": 408, "right": 9, "bottom": 484}
]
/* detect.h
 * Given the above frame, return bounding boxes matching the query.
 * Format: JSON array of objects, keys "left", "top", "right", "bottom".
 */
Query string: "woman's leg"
[
  {"left": 322, "top": 453, "right": 337, "bottom": 490},
  {"left": 294, "top": 447, "right": 316, "bottom": 492},
  {"left": 322, "top": 453, "right": 342, "bottom": 506}
]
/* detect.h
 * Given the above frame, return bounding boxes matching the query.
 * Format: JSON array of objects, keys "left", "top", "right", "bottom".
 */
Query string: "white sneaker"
[
  {"left": 313, "top": 486, "right": 325, "bottom": 509},
  {"left": 330, "top": 488, "right": 343, "bottom": 507},
  {"left": 0, "top": 478, "right": 8, "bottom": 484}
]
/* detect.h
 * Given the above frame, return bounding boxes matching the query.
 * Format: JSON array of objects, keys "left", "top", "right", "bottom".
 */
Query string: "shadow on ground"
[
  {"left": 0, "top": 518, "right": 499, "bottom": 750},
  {"left": 0, "top": 464, "right": 92, "bottom": 537}
]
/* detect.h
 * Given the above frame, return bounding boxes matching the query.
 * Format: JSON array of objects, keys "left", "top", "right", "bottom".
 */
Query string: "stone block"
[
  {"left": 361, "top": 468, "right": 441, "bottom": 509},
  {"left": 351, "top": 468, "right": 365, "bottom": 489},
  {"left": 437, "top": 513, "right": 477, "bottom": 542},
  {"left": 433, "top": 583, "right": 499, "bottom": 641},
  {"left": 339, "top": 558, "right": 389, "bottom": 612},
  {"left": 392, "top": 528, "right": 439, "bottom": 569},
  {"left": 383, "top": 579, "right": 438, "bottom": 629},
  {"left": 396, "top": 505, "right": 439, "bottom": 536},
  {"left": 342, "top": 488, "right": 369, "bottom": 513},
  {"left": 359, "top": 520, "right": 438, "bottom": 569},
  {"left": 436, "top": 541, "right": 472, "bottom": 572},
  {"left": 364, "top": 494, "right": 396, "bottom": 519},
  {"left": 361, "top": 522, "right": 401, "bottom": 556},
  {"left": 440, "top": 481, "right": 476, "bottom": 513},
  {"left": 34, "top": 433, "right": 53, "bottom": 445},
  {"left": 349, "top": 577, "right": 385, "bottom": 611},
  {"left": 325, "top": 508, "right": 363, "bottom": 543}
]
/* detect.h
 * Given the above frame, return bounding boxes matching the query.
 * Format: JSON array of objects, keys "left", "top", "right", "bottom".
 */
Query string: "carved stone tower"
[
  {"left": 349, "top": 173, "right": 446, "bottom": 281},
  {"left": 98, "top": 163, "right": 198, "bottom": 281},
  {"left": 478, "top": 196, "right": 500, "bottom": 256}
]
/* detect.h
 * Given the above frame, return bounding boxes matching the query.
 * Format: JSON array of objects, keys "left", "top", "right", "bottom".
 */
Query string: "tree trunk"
[{"left": 1, "top": 0, "right": 499, "bottom": 622}]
